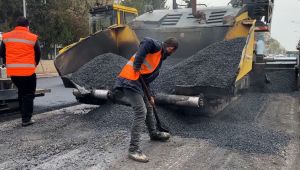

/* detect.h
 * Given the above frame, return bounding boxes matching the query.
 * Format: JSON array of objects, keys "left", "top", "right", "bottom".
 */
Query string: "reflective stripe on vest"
[
  {"left": 6, "top": 64, "right": 36, "bottom": 68},
  {"left": 3, "top": 38, "right": 36, "bottom": 45},
  {"left": 126, "top": 61, "right": 153, "bottom": 70},
  {"left": 119, "top": 50, "right": 162, "bottom": 80},
  {"left": 126, "top": 55, "right": 153, "bottom": 70}
]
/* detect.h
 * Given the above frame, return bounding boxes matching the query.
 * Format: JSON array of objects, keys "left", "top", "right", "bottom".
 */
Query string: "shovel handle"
[
  {"left": 139, "top": 76, "right": 152, "bottom": 102},
  {"left": 139, "top": 76, "right": 170, "bottom": 132}
]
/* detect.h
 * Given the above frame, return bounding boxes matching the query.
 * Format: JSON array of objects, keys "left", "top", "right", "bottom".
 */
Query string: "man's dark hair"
[
  {"left": 16, "top": 16, "right": 29, "bottom": 27},
  {"left": 164, "top": 37, "right": 179, "bottom": 50}
]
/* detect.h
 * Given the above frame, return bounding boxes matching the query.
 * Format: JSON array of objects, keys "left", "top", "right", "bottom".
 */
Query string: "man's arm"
[
  {"left": 34, "top": 40, "right": 41, "bottom": 65},
  {"left": 0, "top": 41, "right": 6, "bottom": 64},
  {"left": 133, "top": 38, "right": 161, "bottom": 71}
]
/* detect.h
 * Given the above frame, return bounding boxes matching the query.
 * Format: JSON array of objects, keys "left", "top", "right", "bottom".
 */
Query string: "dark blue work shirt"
[{"left": 114, "top": 37, "right": 169, "bottom": 96}]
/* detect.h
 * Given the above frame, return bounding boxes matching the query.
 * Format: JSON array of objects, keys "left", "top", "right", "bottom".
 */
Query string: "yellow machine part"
[
  {"left": 236, "top": 24, "right": 255, "bottom": 81},
  {"left": 225, "top": 12, "right": 251, "bottom": 39},
  {"left": 113, "top": 4, "right": 138, "bottom": 25},
  {"left": 225, "top": 12, "right": 256, "bottom": 82},
  {"left": 113, "top": 4, "right": 138, "bottom": 15},
  {"left": 54, "top": 25, "right": 139, "bottom": 77},
  {"left": 58, "top": 38, "right": 86, "bottom": 55},
  {"left": 59, "top": 4, "right": 138, "bottom": 55}
]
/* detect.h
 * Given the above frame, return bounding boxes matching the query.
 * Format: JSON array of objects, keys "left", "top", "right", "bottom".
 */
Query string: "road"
[
  {"left": 35, "top": 76, "right": 77, "bottom": 113},
  {"left": 0, "top": 90, "right": 299, "bottom": 170},
  {"left": 0, "top": 76, "right": 77, "bottom": 122}
]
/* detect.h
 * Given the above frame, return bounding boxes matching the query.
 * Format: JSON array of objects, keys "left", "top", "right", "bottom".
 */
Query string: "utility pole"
[{"left": 23, "top": 0, "right": 26, "bottom": 17}]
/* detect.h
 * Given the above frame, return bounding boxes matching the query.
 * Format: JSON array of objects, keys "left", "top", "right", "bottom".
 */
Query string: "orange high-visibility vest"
[
  {"left": 119, "top": 50, "right": 162, "bottom": 80},
  {"left": 2, "top": 26, "right": 38, "bottom": 76}
]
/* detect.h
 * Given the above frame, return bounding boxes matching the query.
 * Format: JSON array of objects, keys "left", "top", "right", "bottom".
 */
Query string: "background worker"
[
  {"left": 0, "top": 16, "right": 41, "bottom": 126},
  {"left": 115, "top": 37, "right": 178, "bottom": 163}
]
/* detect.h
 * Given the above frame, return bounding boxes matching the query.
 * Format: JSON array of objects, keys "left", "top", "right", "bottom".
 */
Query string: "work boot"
[
  {"left": 128, "top": 149, "right": 149, "bottom": 163},
  {"left": 150, "top": 131, "right": 170, "bottom": 142},
  {"left": 22, "top": 119, "right": 35, "bottom": 127}
]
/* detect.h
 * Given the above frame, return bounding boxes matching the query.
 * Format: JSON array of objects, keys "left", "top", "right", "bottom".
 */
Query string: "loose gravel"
[
  {"left": 153, "top": 38, "right": 246, "bottom": 93},
  {"left": 84, "top": 91, "right": 291, "bottom": 155},
  {"left": 71, "top": 53, "right": 127, "bottom": 90},
  {"left": 0, "top": 39, "right": 296, "bottom": 169},
  {"left": 65, "top": 38, "right": 292, "bottom": 156},
  {"left": 263, "top": 70, "right": 296, "bottom": 93},
  {"left": 70, "top": 38, "right": 246, "bottom": 94},
  {"left": 0, "top": 92, "right": 294, "bottom": 169},
  {"left": 155, "top": 92, "right": 291, "bottom": 154}
]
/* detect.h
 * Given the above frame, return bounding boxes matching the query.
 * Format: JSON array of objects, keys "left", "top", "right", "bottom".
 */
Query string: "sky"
[{"left": 166, "top": 0, "right": 300, "bottom": 51}]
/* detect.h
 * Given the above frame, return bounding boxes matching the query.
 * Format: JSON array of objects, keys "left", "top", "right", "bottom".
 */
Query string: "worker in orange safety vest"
[
  {"left": 114, "top": 37, "right": 178, "bottom": 163},
  {"left": 0, "top": 16, "right": 41, "bottom": 127}
]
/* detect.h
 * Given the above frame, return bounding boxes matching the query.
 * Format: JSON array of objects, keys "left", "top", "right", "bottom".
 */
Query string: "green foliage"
[
  {"left": 0, "top": 0, "right": 156, "bottom": 58},
  {"left": 121, "top": 0, "right": 166, "bottom": 14},
  {"left": 26, "top": 0, "right": 92, "bottom": 54},
  {"left": 267, "top": 38, "right": 286, "bottom": 55},
  {"left": 0, "top": 0, "right": 23, "bottom": 31},
  {"left": 0, "top": 0, "right": 97, "bottom": 58}
]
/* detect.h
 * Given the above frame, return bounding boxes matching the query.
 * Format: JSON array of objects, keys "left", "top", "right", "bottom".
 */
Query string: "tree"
[
  {"left": 0, "top": 0, "right": 142, "bottom": 58},
  {"left": 0, "top": 0, "right": 97, "bottom": 58},
  {"left": 0, "top": 0, "right": 23, "bottom": 31},
  {"left": 26, "top": 0, "right": 91, "bottom": 57},
  {"left": 266, "top": 38, "right": 286, "bottom": 55}
]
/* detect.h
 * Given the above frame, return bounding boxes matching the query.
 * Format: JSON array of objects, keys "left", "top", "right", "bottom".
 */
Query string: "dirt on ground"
[{"left": 0, "top": 90, "right": 299, "bottom": 170}]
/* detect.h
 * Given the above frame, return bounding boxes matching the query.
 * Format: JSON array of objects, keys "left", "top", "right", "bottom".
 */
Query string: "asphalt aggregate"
[
  {"left": 1, "top": 35, "right": 298, "bottom": 169},
  {"left": 65, "top": 37, "right": 292, "bottom": 156},
  {"left": 153, "top": 38, "right": 246, "bottom": 93},
  {"left": 71, "top": 53, "right": 127, "bottom": 90},
  {"left": 155, "top": 92, "right": 291, "bottom": 155},
  {"left": 86, "top": 91, "right": 291, "bottom": 155},
  {"left": 264, "top": 70, "right": 296, "bottom": 93},
  {"left": 1, "top": 92, "right": 294, "bottom": 169}
]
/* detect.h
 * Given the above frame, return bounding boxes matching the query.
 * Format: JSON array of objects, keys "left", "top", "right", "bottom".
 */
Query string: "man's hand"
[{"left": 150, "top": 96, "right": 155, "bottom": 105}]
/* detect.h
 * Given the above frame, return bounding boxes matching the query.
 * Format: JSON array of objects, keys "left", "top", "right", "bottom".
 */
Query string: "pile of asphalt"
[
  {"left": 153, "top": 38, "right": 247, "bottom": 93},
  {"left": 71, "top": 38, "right": 246, "bottom": 94},
  {"left": 155, "top": 92, "right": 291, "bottom": 154},
  {"left": 82, "top": 91, "right": 291, "bottom": 155},
  {"left": 68, "top": 38, "right": 291, "bottom": 155},
  {"left": 71, "top": 53, "right": 127, "bottom": 90},
  {"left": 0, "top": 93, "right": 293, "bottom": 169}
]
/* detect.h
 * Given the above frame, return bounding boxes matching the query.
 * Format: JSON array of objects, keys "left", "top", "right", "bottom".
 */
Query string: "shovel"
[{"left": 139, "top": 76, "right": 170, "bottom": 133}]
